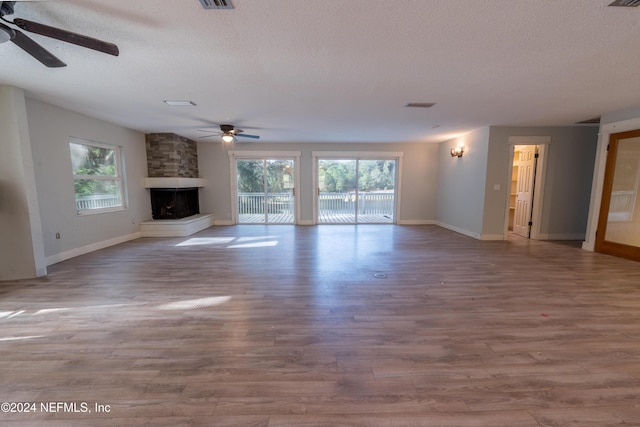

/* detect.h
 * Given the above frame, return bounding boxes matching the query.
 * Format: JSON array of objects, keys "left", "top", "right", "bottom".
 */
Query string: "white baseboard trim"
[
  {"left": 298, "top": 220, "right": 315, "bottom": 225},
  {"left": 434, "top": 221, "right": 482, "bottom": 240},
  {"left": 537, "top": 232, "right": 585, "bottom": 241},
  {"left": 214, "top": 219, "right": 234, "bottom": 226},
  {"left": 582, "top": 240, "right": 594, "bottom": 251},
  {"left": 46, "top": 232, "right": 141, "bottom": 266},
  {"left": 397, "top": 219, "right": 436, "bottom": 225}
]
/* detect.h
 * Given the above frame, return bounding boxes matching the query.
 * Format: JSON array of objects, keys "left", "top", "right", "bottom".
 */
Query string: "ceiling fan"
[
  {"left": 0, "top": 1, "right": 119, "bottom": 68},
  {"left": 198, "top": 124, "right": 260, "bottom": 143}
]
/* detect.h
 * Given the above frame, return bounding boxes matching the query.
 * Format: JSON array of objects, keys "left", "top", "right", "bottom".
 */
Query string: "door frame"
[
  {"left": 584, "top": 117, "right": 640, "bottom": 251},
  {"left": 229, "top": 151, "right": 301, "bottom": 225},
  {"left": 594, "top": 129, "right": 640, "bottom": 261},
  {"left": 311, "top": 151, "right": 404, "bottom": 225},
  {"left": 503, "top": 136, "right": 550, "bottom": 239},
  {"left": 512, "top": 144, "right": 538, "bottom": 238}
]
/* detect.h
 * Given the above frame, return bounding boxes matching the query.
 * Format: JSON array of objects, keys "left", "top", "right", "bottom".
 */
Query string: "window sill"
[{"left": 77, "top": 206, "right": 126, "bottom": 216}]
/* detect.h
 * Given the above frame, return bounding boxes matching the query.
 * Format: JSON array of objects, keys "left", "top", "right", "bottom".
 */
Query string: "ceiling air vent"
[
  {"left": 405, "top": 103, "right": 436, "bottom": 108},
  {"left": 608, "top": 0, "right": 640, "bottom": 6},
  {"left": 576, "top": 117, "right": 601, "bottom": 124},
  {"left": 199, "top": 0, "right": 234, "bottom": 9}
]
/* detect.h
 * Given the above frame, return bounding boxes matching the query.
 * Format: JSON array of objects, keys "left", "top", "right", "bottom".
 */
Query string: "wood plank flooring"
[{"left": 1, "top": 225, "right": 640, "bottom": 426}]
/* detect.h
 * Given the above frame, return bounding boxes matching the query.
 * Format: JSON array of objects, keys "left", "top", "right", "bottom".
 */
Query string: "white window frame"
[{"left": 69, "top": 137, "right": 126, "bottom": 215}]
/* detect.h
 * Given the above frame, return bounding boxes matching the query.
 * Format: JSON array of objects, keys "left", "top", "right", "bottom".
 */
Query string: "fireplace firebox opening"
[{"left": 150, "top": 188, "right": 199, "bottom": 220}]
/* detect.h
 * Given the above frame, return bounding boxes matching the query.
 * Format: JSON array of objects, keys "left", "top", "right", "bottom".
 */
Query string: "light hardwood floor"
[{"left": 1, "top": 225, "right": 640, "bottom": 426}]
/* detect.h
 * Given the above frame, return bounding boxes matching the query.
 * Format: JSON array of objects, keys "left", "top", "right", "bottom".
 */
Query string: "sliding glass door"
[
  {"left": 357, "top": 159, "right": 396, "bottom": 223},
  {"left": 317, "top": 159, "right": 357, "bottom": 223},
  {"left": 236, "top": 158, "right": 295, "bottom": 224},
  {"left": 317, "top": 158, "right": 396, "bottom": 224}
]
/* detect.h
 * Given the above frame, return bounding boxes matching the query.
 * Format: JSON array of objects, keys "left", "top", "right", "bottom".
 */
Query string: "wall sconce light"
[{"left": 450, "top": 145, "right": 465, "bottom": 158}]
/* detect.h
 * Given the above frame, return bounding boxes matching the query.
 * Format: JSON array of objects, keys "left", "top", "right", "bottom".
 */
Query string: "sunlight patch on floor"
[
  {"left": 33, "top": 308, "right": 73, "bottom": 316},
  {"left": 228, "top": 240, "right": 278, "bottom": 248},
  {"left": 175, "top": 235, "right": 280, "bottom": 249},
  {"left": 175, "top": 237, "right": 236, "bottom": 247},
  {"left": 157, "top": 296, "right": 232, "bottom": 310},
  {"left": 0, "top": 335, "right": 45, "bottom": 342}
]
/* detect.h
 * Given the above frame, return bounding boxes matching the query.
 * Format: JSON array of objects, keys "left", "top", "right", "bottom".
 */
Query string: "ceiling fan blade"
[
  {"left": 13, "top": 18, "right": 119, "bottom": 56},
  {"left": 4, "top": 24, "right": 66, "bottom": 67},
  {"left": 236, "top": 133, "right": 260, "bottom": 139},
  {"left": 197, "top": 129, "right": 222, "bottom": 137}
]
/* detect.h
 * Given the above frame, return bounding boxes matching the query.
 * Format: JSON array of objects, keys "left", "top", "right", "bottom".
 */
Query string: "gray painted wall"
[
  {"left": 486, "top": 126, "right": 598, "bottom": 239},
  {"left": 436, "top": 127, "right": 490, "bottom": 238},
  {"left": 25, "top": 98, "right": 151, "bottom": 262},
  {"left": 437, "top": 125, "right": 598, "bottom": 240},
  {"left": 0, "top": 86, "right": 46, "bottom": 280}
]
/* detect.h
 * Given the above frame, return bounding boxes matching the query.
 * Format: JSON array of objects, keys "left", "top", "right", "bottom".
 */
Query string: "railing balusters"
[
  {"left": 76, "top": 194, "right": 120, "bottom": 211},
  {"left": 235, "top": 192, "right": 395, "bottom": 223}
]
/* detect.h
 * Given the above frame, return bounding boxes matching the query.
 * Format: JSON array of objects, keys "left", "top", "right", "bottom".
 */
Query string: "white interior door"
[{"left": 513, "top": 145, "right": 537, "bottom": 237}]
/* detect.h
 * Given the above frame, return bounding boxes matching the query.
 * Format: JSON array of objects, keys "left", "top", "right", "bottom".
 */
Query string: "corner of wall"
[{"left": 0, "top": 85, "right": 47, "bottom": 280}]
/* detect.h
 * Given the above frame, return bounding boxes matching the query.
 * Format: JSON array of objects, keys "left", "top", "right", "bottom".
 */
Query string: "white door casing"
[{"left": 513, "top": 145, "right": 537, "bottom": 238}]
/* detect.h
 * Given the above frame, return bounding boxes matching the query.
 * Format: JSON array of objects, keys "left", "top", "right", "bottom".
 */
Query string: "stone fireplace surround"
[{"left": 141, "top": 133, "right": 213, "bottom": 237}]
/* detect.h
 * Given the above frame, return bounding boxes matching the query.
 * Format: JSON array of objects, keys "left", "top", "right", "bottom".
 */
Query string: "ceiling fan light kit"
[
  {"left": 198, "top": 124, "right": 260, "bottom": 143},
  {"left": 0, "top": 1, "right": 119, "bottom": 67}
]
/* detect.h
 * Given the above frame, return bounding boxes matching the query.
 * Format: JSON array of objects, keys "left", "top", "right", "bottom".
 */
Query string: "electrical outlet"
[{"left": 55, "top": 232, "right": 61, "bottom": 239}]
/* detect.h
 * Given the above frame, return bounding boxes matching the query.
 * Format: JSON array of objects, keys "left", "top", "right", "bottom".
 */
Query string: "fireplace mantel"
[{"left": 144, "top": 177, "right": 205, "bottom": 188}]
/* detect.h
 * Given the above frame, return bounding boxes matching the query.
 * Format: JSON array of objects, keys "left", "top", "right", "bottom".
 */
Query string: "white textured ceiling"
[{"left": 1, "top": 0, "right": 639, "bottom": 143}]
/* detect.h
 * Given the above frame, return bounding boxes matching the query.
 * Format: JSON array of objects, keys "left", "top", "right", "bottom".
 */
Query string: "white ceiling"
[{"left": 1, "top": 0, "right": 639, "bottom": 143}]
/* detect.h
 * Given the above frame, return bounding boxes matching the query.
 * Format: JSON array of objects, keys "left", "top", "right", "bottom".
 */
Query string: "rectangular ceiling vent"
[
  {"left": 576, "top": 117, "right": 601, "bottom": 124},
  {"left": 608, "top": 0, "right": 640, "bottom": 6},
  {"left": 199, "top": 0, "right": 234, "bottom": 9},
  {"left": 405, "top": 103, "right": 436, "bottom": 108}
]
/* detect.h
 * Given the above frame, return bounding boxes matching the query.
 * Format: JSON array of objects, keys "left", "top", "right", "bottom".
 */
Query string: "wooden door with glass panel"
[{"left": 595, "top": 129, "right": 640, "bottom": 261}]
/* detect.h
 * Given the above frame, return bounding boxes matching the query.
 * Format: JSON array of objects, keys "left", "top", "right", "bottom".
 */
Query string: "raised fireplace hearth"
[{"left": 150, "top": 187, "right": 199, "bottom": 220}]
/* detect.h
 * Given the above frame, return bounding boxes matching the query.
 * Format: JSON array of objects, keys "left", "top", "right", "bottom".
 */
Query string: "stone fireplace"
[
  {"left": 145, "top": 132, "right": 199, "bottom": 179},
  {"left": 144, "top": 132, "right": 201, "bottom": 219},
  {"left": 141, "top": 133, "right": 213, "bottom": 236}
]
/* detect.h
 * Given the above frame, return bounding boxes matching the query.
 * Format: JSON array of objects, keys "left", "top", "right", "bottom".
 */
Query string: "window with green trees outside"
[{"left": 69, "top": 138, "right": 125, "bottom": 214}]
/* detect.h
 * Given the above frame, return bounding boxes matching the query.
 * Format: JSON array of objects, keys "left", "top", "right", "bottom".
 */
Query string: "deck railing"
[
  {"left": 317, "top": 192, "right": 394, "bottom": 215},
  {"left": 238, "top": 192, "right": 394, "bottom": 216},
  {"left": 238, "top": 193, "right": 295, "bottom": 214},
  {"left": 609, "top": 190, "right": 636, "bottom": 221},
  {"left": 76, "top": 192, "right": 394, "bottom": 219},
  {"left": 76, "top": 194, "right": 121, "bottom": 211}
]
